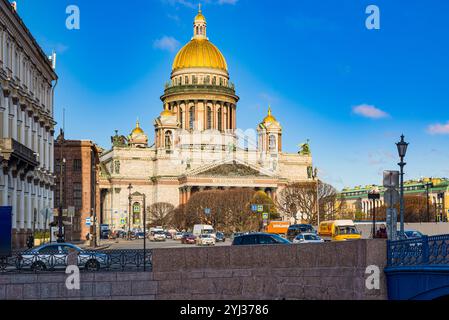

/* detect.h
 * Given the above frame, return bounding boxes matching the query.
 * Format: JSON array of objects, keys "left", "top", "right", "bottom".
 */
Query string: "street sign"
[
  {"left": 262, "top": 212, "right": 269, "bottom": 220},
  {"left": 204, "top": 208, "right": 211, "bottom": 215},
  {"left": 257, "top": 205, "right": 263, "bottom": 213},
  {"left": 384, "top": 189, "right": 400, "bottom": 207},
  {"left": 86, "top": 218, "right": 92, "bottom": 226},
  {"left": 386, "top": 208, "right": 398, "bottom": 240},
  {"left": 251, "top": 205, "right": 258, "bottom": 212},
  {"left": 383, "top": 171, "right": 399, "bottom": 188},
  {"left": 0, "top": 206, "right": 12, "bottom": 257}
]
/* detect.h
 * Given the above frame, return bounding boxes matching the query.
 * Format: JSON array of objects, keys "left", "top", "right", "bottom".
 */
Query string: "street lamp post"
[
  {"left": 143, "top": 193, "right": 147, "bottom": 271},
  {"left": 312, "top": 167, "right": 320, "bottom": 227},
  {"left": 425, "top": 182, "right": 433, "bottom": 222},
  {"left": 127, "top": 184, "right": 133, "bottom": 240},
  {"left": 57, "top": 130, "right": 65, "bottom": 243},
  {"left": 396, "top": 135, "right": 409, "bottom": 238},
  {"left": 368, "top": 190, "right": 380, "bottom": 239}
]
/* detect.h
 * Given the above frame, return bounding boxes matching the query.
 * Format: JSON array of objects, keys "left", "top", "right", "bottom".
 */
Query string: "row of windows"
[
  {"left": 0, "top": 29, "right": 53, "bottom": 112},
  {"left": 172, "top": 75, "right": 228, "bottom": 87},
  {"left": 175, "top": 106, "right": 233, "bottom": 130}
]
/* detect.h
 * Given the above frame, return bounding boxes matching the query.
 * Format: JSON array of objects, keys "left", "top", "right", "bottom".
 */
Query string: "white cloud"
[
  {"left": 352, "top": 104, "right": 389, "bottom": 119},
  {"left": 153, "top": 36, "right": 181, "bottom": 53},
  {"left": 427, "top": 121, "right": 449, "bottom": 135},
  {"left": 217, "top": 0, "right": 238, "bottom": 4}
]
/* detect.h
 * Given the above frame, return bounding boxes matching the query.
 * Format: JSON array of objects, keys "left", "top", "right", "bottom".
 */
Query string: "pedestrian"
[
  {"left": 376, "top": 224, "right": 387, "bottom": 239},
  {"left": 26, "top": 234, "right": 34, "bottom": 249},
  {"left": 86, "top": 232, "right": 91, "bottom": 241}
]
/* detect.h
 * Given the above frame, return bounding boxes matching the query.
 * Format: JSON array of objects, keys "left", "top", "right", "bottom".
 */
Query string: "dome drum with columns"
[{"left": 98, "top": 7, "right": 313, "bottom": 230}]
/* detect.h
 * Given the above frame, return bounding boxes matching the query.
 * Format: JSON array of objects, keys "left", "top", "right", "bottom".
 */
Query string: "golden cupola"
[
  {"left": 129, "top": 119, "right": 148, "bottom": 148},
  {"left": 131, "top": 119, "right": 144, "bottom": 135},
  {"left": 172, "top": 6, "right": 228, "bottom": 73},
  {"left": 262, "top": 106, "right": 281, "bottom": 127}
]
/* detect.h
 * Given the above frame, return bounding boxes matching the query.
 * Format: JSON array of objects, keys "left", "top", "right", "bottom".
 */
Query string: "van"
[
  {"left": 193, "top": 224, "right": 215, "bottom": 238},
  {"left": 266, "top": 221, "right": 290, "bottom": 237},
  {"left": 318, "top": 220, "right": 361, "bottom": 241}
]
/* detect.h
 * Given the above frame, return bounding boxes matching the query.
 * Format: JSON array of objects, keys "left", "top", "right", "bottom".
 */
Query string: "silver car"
[{"left": 18, "top": 243, "right": 108, "bottom": 272}]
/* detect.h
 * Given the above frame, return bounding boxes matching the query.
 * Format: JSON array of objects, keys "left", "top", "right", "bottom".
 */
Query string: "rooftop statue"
[
  {"left": 111, "top": 130, "right": 128, "bottom": 148},
  {"left": 298, "top": 140, "right": 311, "bottom": 156}
]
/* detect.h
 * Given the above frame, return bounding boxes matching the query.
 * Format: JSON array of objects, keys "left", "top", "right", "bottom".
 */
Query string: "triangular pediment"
[{"left": 186, "top": 159, "right": 274, "bottom": 177}]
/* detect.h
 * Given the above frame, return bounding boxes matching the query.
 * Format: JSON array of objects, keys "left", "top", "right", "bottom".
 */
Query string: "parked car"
[
  {"left": 165, "top": 232, "right": 173, "bottom": 240},
  {"left": 215, "top": 232, "right": 226, "bottom": 242},
  {"left": 233, "top": 232, "right": 244, "bottom": 239},
  {"left": 173, "top": 232, "right": 184, "bottom": 240},
  {"left": 196, "top": 234, "right": 216, "bottom": 246},
  {"left": 149, "top": 231, "right": 166, "bottom": 242},
  {"left": 232, "top": 233, "right": 291, "bottom": 245},
  {"left": 136, "top": 232, "right": 146, "bottom": 239},
  {"left": 293, "top": 233, "right": 324, "bottom": 244},
  {"left": 286, "top": 224, "right": 316, "bottom": 241},
  {"left": 181, "top": 233, "right": 196, "bottom": 244},
  {"left": 18, "top": 243, "right": 108, "bottom": 272},
  {"left": 402, "top": 230, "right": 425, "bottom": 239}
]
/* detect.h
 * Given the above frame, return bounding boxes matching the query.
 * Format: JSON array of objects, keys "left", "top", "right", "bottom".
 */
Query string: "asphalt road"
[{"left": 92, "top": 238, "right": 232, "bottom": 250}]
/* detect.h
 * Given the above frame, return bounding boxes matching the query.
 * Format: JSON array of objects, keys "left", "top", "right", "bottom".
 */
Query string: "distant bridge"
[{"left": 385, "top": 234, "right": 449, "bottom": 300}]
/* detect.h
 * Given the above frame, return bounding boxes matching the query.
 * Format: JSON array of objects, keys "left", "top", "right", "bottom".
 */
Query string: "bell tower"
[{"left": 258, "top": 106, "right": 282, "bottom": 153}]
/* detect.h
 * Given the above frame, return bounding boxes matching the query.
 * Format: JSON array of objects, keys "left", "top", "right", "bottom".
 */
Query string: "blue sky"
[{"left": 15, "top": 0, "right": 449, "bottom": 190}]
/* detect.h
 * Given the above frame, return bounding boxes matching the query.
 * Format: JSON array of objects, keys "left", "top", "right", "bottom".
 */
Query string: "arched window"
[
  {"left": 189, "top": 106, "right": 195, "bottom": 130},
  {"left": 217, "top": 108, "right": 222, "bottom": 131},
  {"left": 185, "top": 76, "right": 189, "bottom": 85},
  {"left": 269, "top": 135, "right": 276, "bottom": 151},
  {"left": 212, "top": 77, "right": 216, "bottom": 85},
  {"left": 207, "top": 106, "right": 212, "bottom": 129},
  {"left": 165, "top": 130, "right": 172, "bottom": 149}
]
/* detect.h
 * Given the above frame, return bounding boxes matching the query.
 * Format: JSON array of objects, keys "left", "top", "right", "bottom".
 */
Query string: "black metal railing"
[
  {"left": 0, "top": 249, "right": 152, "bottom": 274},
  {"left": 387, "top": 234, "right": 449, "bottom": 267}
]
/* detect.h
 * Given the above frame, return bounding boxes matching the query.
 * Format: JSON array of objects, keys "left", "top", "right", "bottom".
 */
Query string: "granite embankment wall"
[{"left": 0, "top": 239, "right": 387, "bottom": 300}]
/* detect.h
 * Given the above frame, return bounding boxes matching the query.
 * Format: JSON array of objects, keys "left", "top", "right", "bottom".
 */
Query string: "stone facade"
[
  {"left": 53, "top": 138, "right": 101, "bottom": 242},
  {"left": 339, "top": 177, "right": 449, "bottom": 221},
  {"left": 98, "top": 9, "right": 313, "bottom": 230},
  {"left": 0, "top": 240, "right": 387, "bottom": 300},
  {"left": 0, "top": 0, "right": 58, "bottom": 248}
]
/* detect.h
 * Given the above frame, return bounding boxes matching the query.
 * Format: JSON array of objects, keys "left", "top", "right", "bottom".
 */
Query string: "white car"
[
  {"left": 149, "top": 231, "right": 166, "bottom": 242},
  {"left": 293, "top": 233, "right": 324, "bottom": 244},
  {"left": 196, "top": 234, "right": 216, "bottom": 246},
  {"left": 173, "top": 232, "right": 184, "bottom": 240}
]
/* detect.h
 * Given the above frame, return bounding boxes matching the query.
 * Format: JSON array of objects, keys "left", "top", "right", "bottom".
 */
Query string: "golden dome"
[
  {"left": 263, "top": 106, "right": 277, "bottom": 124},
  {"left": 195, "top": 4, "right": 206, "bottom": 22},
  {"left": 172, "top": 38, "right": 227, "bottom": 72},
  {"left": 195, "top": 12, "right": 206, "bottom": 22},
  {"left": 131, "top": 120, "right": 144, "bottom": 135},
  {"left": 160, "top": 109, "right": 175, "bottom": 117}
]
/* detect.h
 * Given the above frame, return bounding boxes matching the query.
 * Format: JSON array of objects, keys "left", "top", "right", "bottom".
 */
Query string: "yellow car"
[{"left": 319, "top": 220, "right": 361, "bottom": 241}]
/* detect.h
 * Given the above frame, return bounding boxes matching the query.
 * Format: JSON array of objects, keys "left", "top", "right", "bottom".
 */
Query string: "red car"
[{"left": 181, "top": 233, "right": 196, "bottom": 244}]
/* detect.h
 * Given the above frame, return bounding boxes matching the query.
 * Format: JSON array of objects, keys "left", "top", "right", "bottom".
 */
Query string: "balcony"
[
  {"left": 0, "top": 138, "right": 39, "bottom": 168},
  {"left": 162, "top": 83, "right": 237, "bottom": 98}
]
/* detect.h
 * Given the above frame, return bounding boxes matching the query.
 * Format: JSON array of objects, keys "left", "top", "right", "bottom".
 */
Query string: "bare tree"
[
  {"left": 147, "top": 202, "right": 175, "bottom": 228},
  {"left": 376, "top": 194, "right": 435, "bottom": 223},
  {"left": 277, "top": 181, "right": 338, "bottom": 224},
  {"left": 183, "top": 188, "right": 259, "bottom": 233}
]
